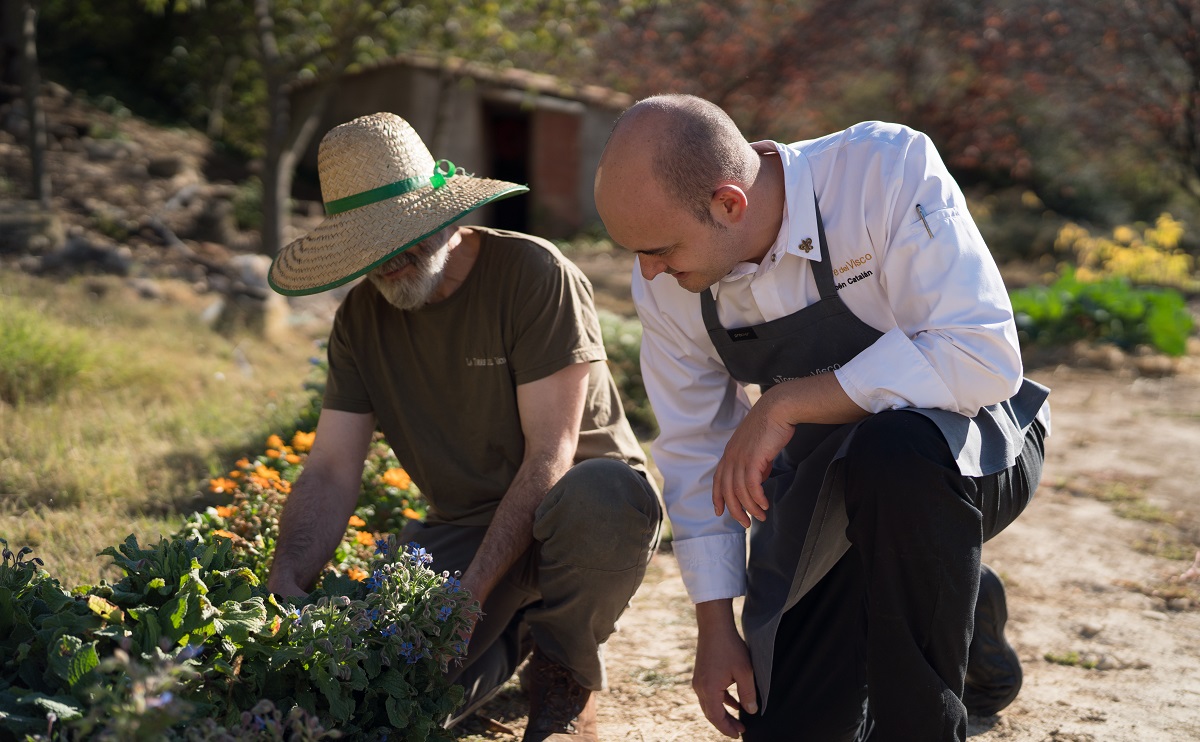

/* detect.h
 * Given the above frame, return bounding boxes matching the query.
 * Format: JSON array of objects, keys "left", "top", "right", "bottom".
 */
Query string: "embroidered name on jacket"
[
  {"left": 465, "top": 356, "right": 507, "bottom": 367},
  {"left": 835, "top": 269, "right": 874, "bottom": 292}
]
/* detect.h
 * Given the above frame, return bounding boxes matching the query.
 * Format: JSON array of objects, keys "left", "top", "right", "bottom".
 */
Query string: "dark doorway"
[{"left": 483, "top": 102, "right": 531, "bottom": 232}]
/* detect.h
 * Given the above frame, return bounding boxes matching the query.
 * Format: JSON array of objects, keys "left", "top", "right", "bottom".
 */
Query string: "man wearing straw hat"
[
  {"left": 266, "top": 112, "right": 661, "bottom": 742},
  {"left": 594, "top": 95, "right": 1049, "bottom": 741}
]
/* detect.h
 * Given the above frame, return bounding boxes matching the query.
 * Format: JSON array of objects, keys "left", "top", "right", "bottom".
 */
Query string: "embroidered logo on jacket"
[
  {"left": 833, "top": 253, "right": 874, "bottom": 277},
  {"left": 465, "top": 357, "right": 507, "bottom": 367}
]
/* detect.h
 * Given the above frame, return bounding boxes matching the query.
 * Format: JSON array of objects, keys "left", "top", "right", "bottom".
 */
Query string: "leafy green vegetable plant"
[
  {"left": 1, "top": 533, "right": 477, "bottom": 740},
  {"left": 1011, "top": 266, "right": 1194, "bottom": 356}
]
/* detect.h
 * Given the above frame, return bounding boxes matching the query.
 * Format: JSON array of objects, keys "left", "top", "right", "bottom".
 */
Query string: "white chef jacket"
[{"left": 632, "top": 121, "right": 1052, "bottom": 605}]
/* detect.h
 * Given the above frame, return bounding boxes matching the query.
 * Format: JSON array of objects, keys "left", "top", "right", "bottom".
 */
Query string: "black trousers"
[{"left": 740, "top": 410, "right": 1046, "bottom": 742}]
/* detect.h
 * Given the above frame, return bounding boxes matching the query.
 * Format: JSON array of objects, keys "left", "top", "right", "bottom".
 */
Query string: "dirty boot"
[{"left": 522, "top": 646, "right": 598, "bottom": 741}]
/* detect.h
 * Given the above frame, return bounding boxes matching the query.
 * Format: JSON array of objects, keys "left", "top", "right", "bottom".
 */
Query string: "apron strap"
[
  {"left": 811, "top": 195, "right": 840, "bottom": 300},
  {"left": 700, "top": 278, "right": 721, "bottom": 332}
]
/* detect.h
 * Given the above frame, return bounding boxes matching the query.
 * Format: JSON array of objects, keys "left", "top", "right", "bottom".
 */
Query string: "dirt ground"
[{"left": 454, "top": 253, "right": 1200, "bottom": 742}]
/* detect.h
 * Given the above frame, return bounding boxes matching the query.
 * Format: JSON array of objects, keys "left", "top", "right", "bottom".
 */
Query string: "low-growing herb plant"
[{"left": 1, "top": 433, "right": 473, "bottom": 741}]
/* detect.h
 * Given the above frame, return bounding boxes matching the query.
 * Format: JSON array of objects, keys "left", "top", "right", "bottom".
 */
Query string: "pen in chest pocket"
[{"left": 915, "top": 204, "right": 934, "bottom": 238}]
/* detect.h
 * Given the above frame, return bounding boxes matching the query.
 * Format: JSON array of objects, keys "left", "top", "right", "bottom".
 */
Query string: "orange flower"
[
  {"left": 215, "top": 505, "right": 237, "bottom": 518},
  {"left": 347, "top": 566, "right": 368, "bottom": 582},
  {"left": 401, "top": 508, "right": 422, "bottom": 521},
  {"left": 292, "top": 431, "right": 316, "bottom": 453},
  {"left": 382, "top": 468, "right": 411, "bottom": 490},
  {"left": 254, "top": 464, "right": 281, "bottom": 481},
  {"left": 212, "top": 529, "right": 236, "bottom": 540},
  {"left": 266, "top": 434, "right": 284, "bottom": 450},
  {"left": 286, "top": 454, "right": 301, "bottom": 464},
  {"left": 355, "top": 531, "right": 375, "bottom": 546},
  {"left": 229, "top": 471, "right": 243, "bottom": 479},
  {"left": 272, "top": 479, "right": 292, "bottom": 494},
  {"left": 209, "top": 478, "right": 238, "bottom": 494},
  {"left": 347, "top": 515, "right": 366, "bottom": 528},
  {"left": 266, "top": 449, "right": 281, "bottom": 458},
  {"left": 235, "top": 458, "right": 251, "bottom": 469}
]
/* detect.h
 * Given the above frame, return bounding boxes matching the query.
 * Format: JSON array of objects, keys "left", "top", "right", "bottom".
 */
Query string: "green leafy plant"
[
  {"left": 0, "top": 533, "right": 476, "bottom": 741},
  {"left": 1010, "top": 266, "right": 1194, "bottom": 356},
  {"left": 2, "top": 430, "right": 470, "bottom": 742}
]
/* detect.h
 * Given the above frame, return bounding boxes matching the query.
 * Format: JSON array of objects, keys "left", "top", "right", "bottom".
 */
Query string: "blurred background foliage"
[
  {"left": 5, "top": 0, "right": 1199, "bottom": 400},
  {"left": 15, "top": 0, "right": 1200, "bottom": 262}
]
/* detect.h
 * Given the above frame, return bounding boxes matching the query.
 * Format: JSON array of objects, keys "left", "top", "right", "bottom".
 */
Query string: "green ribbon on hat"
[{"left": 323, "top": 160, "right": 457, "bottom": 216}]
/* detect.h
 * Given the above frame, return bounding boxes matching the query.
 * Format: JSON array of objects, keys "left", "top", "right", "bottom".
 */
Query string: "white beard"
[{"left": 367, "top": 237, "right": 452, "bottom": 311}]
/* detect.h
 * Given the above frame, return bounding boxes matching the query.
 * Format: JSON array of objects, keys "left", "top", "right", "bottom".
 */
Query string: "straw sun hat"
[{"left": 268, "top": 112, "right": 529, "bottom": 296}]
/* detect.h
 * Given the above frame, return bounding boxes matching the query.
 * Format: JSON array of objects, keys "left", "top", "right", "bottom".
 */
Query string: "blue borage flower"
[
  {"left": 145, "top": 691, "right": 174, "bottom": 709},
  {"left": 443, "top": 575, "right": 462, "bottom": 593},
  {"left": 374, "top": 538, "right": 390, "bottom": 556},
  {"left": 365, "top": 569, "right": 384, "bottom": 591},
  {"left": 381, "top": 622, "right": 399, "bottom": 638},
  {"left": 406, "top": 542, "right": 432, "bottom": 565},
  {"left": 436, "top": 605, "right": 451, "bottom": 622}
]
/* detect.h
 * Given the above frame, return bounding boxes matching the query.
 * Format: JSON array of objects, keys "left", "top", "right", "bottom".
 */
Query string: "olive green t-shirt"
[{"left": 323, "top": 227, "right": 648, "bottom": 526}]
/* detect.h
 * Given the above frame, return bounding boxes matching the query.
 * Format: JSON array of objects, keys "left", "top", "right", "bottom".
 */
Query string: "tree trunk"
[
  {"left": 429, "top": 61, "right": 455, "bottom": 157},
  {"left": 20, "top": 0, "right": 48, "bottom": 207},
  {"left": 260, "top": 71, "right": 348, "bottom": 257},
  {"left": 206, "top": 54, "right": 241, "bottom": 140},
  {"left": 255, "top": 0, "right": 289, "bottom": 257},
  {"left": 254, "top": 0, "right": 355, "bottom": 256},
  {"left": 261, "top": 80, "right": 290, "bottom": 257},
  {"left": 0, "top": 0, "right": 21, "bottom": 88}
]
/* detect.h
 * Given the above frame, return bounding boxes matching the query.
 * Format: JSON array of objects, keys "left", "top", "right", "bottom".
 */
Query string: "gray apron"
[{"left": 700, "top": 200, "right": 1050, "bottom": 708}]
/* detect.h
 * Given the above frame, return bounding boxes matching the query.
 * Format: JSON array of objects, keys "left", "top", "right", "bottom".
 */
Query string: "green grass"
[
  {"left": 0, "top": 269, "right": 323, "bottom": 585},
  {"left": 0, "top": 296, "right": 91, "bottom": 404},
  {"left": 1044, "top": 650, "right": 1100, "bottom": 669},
  {"left": 1132, "top": 529, "right": 1199, "bottom": 561},
  {"left": 1079, "top": 479, "right": 1179, "bottom": 525}
]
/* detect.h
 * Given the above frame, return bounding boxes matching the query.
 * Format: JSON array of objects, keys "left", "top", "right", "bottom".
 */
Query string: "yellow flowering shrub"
[{"left": 1057, "top": 213, "right": 1198, "bottom": 291}]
